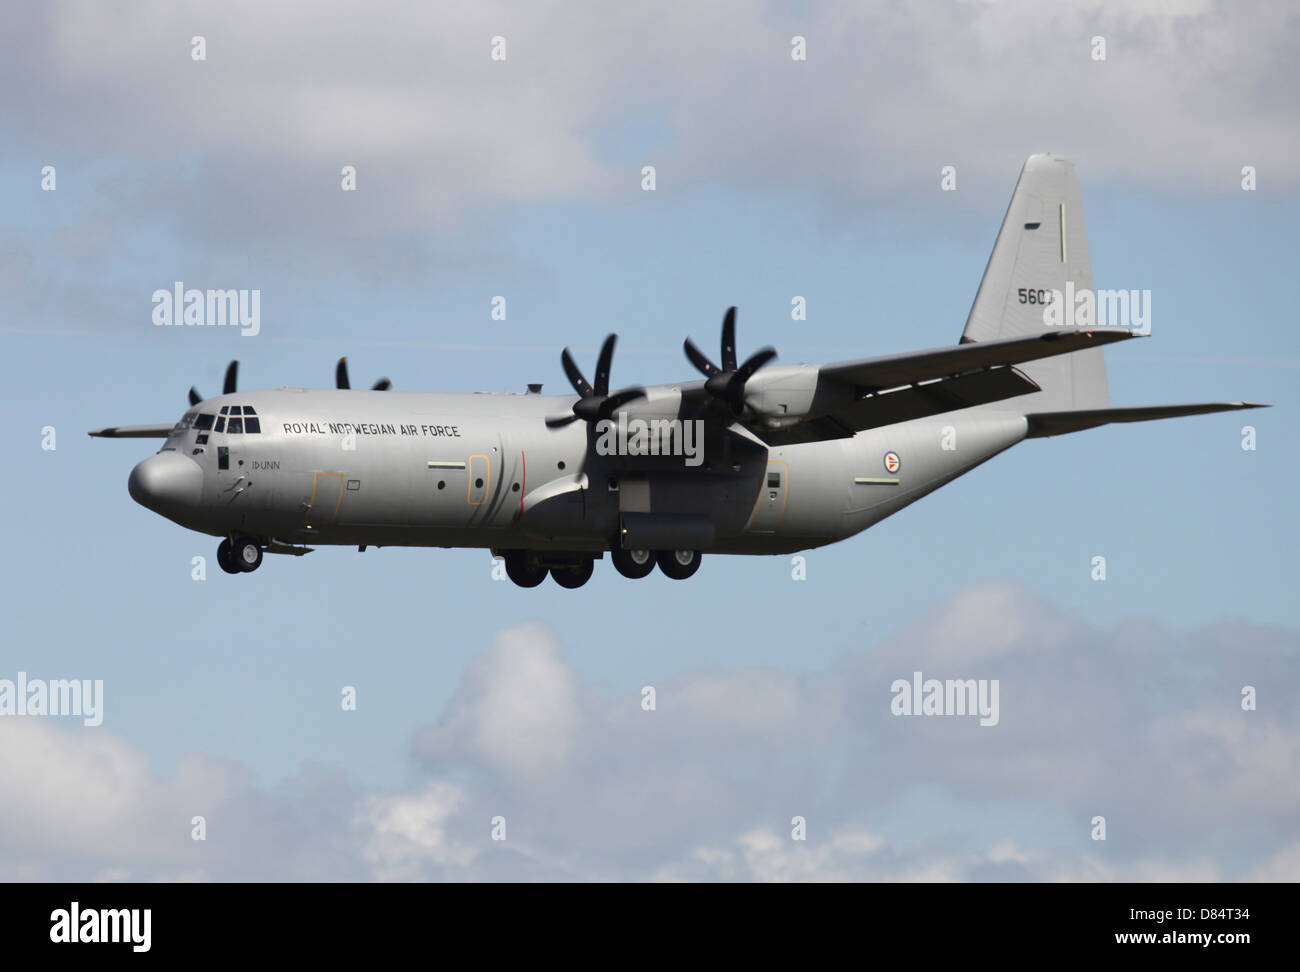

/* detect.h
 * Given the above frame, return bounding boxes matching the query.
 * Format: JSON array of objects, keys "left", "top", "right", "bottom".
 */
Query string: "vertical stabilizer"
[{"left": 962, "top": 154, "right": 1110, "bottom": 411}]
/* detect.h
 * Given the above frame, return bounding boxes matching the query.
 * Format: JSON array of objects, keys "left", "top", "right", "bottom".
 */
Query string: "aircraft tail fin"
[{"left": 962, "top": 154, "right": 1113, "bottom": 412}]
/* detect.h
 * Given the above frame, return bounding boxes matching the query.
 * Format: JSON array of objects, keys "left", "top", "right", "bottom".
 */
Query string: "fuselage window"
[
  {"left": 227, "top": 417, "right": 244, "bottom": 434},
  {"left": 194, "top": 413, "right": 215, "bottom": 430}
]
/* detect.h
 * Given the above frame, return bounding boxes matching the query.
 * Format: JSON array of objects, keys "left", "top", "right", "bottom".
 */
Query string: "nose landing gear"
[{"left": 217, "top": 536, "right": 263, "bottom": 574}]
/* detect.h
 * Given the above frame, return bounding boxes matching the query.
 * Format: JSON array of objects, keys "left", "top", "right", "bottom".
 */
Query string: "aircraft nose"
[{"left": 128, "top": 452, "right": 203, "bottom": 514}]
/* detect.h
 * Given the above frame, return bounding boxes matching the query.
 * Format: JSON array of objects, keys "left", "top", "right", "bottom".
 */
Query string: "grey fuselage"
[{"left": 137, "top": 385, "right": 1028, "bottom": 557}]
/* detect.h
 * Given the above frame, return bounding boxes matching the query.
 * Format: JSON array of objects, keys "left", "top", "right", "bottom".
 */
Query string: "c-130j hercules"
[{"left": 92, "top": 155, "right": 1262, "bottom": 587}]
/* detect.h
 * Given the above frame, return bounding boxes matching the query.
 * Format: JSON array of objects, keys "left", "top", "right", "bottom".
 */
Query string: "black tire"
[
  {"left": 505, "top": 552, "right": 547, "bottom": 588},
  {"left": 551, "top": 559, "right": 594, "bottom": 589},
  {"left": 610, "top": 545, "right": 655, "bottom": 579},
  {"left": 657, "top": 549, "right": 701, "bottom": 580},
  {"left": 216, "top": 538, "right": 241, "bottom": 574},
  {"left": 231, "top": 536, "right": 263, "bottom": 572}
]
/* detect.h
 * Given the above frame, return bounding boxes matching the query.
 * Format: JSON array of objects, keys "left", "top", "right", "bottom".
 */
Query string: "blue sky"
[{"left": 1, "top": 0, "right": 1296, "bottom": 881}]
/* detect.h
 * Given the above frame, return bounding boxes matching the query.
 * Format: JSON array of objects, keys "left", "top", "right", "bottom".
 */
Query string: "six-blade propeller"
[
  {"left": 546, "top": 334, "right": 646, "bottom": 428},
  {"left": 683, "top": 306, "right": 777, "bottom": 413}
]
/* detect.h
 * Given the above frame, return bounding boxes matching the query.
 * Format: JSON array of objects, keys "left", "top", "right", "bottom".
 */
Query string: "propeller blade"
[
  {"left": 372, "top": 378, "right": 392, "bottom": 391},
  {"left": 692, "top": 309, "right": 776, "bottom": 413},
  {"left": 735, "top": 346, "right": 777, "bottom": 383},
  {"left": 560, "top": 347, "right": 594, "bottom": 398},
  {"left": 223, "top": 361, "right": 239, "bottom": 395},
  {"left": 593, "top": 334, "right": 616, "bottom": 396},
  {"left": 188, "top": 387, "right": 202, "bottom": 406},
  {"left": 599, "top": 387, "right": 646, "bottom": 418},
  {"left": 684, "top": 337, "right": 720, "bottom": 378},
  {"left": 720, "top": 306, "right": 737, "bottom": 372},
  {"left": 336, "top": 358, "right": 350, "bottom": 389},
  {"left": 556, "top": 333, "right": 635, "bottom": 426}
]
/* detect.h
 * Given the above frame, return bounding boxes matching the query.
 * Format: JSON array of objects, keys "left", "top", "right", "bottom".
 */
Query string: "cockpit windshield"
[{"left": 203, "top": 406, "right": 262, "bottom": 434}]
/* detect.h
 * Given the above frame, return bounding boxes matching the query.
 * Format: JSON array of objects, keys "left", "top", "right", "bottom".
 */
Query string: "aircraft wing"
[
  {"left": 751, "top": 366, "right": 1040, "bottom": 445},
  {"left": 818, "top": 329, "right": 1138, "bottom": 391},
  {"left": 88, "top": 424, "right": 176, "bottom": 438},
  {"left": 748, "top": 329, "right": 1137, "bottom": 445}
]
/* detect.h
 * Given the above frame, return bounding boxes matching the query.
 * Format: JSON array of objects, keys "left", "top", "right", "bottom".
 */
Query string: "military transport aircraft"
[{"left": 91, "top": 155, "right": 1263, "bottom": 587}]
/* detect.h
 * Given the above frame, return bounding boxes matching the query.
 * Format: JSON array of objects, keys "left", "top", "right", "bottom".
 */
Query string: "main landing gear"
[
  {"left": 612, "top": 546, "right": 702, "bottom": 581},
  {"left": 610, "top": 545, "right": 655, "bottom": 579},
  {"left": 656, "top": 548, "right": 701, "bottom": 580},
  {"left": 551, "top": 559, "right": 595, "bottom": 589},
  {"left": 504, "top": 552, "right": 547, "bottom": 588},
  {"left": 217, "top": 536, "right": 263, "bottom": 574},
  {"left": 502, "top": 551, "right": 596, "bottom": 589},
  {"left": 497, "top": 548, "right": 703, "bottom": 588}
]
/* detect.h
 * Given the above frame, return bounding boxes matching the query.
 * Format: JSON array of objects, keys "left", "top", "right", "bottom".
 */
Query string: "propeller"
[
  {"left": 546, "top": 334, "right": 645, "bottom": 428},
  {"left": 188, "top": 360, "right": 239, "bottom": 406},
  {"left": 683, "top": 307, "right": 776, "bottom": 413},
  {"left": 336, "top": 357, "right": 392, "bottom": 391}
]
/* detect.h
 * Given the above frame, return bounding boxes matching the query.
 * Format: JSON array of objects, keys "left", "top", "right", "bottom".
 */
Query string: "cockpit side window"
[
  {"left": 213, "top": 416, "right": 226, "bottom": 433},
  {"left": 194, "top": 413, "right": 215, "bottom": 430}
]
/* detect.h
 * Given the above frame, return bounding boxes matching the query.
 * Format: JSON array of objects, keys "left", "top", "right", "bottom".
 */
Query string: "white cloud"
[
  {"left": 0, "top": 581, "right": 1295, "bottom": 880},
  {"left": 3, "top": 0, "right": 1294, "bottom": 257},
  {"left": 356, "top": 783, "right": 478, "bottom": 881},
  {"left": 415, "top": 622, "right": 582, "bottom": 778}
]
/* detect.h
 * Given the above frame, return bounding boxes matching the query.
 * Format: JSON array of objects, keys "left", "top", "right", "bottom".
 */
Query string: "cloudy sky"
[{"left": 1, "top": 0, "right": 1296, "bottom": 880}]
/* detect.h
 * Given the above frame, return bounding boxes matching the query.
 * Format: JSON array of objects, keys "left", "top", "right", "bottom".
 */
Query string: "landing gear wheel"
[
  {"left": 657, "top": 549, "right": 701, "bottom": 580},
  {"left": 551, "top": 559, "right": 594, "bottom": 589},
  {"left": 231, "top": 536, "right": 263, "bottom": 572},
  {"left": 505, "top": 552, "right": 547, "bottom": 588},
  {"left": 216, "top": 538, "right": 241, "bottom": 575},
  {"left": 610, "top": 545, "right": 655, "bottom": 579}
]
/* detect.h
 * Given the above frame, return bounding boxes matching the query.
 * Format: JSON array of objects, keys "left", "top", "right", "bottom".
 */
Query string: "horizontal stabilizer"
[
  {"left": 88, "top": 423, "right": 176, "bottom": 438},
  {"left": 1026, "top": 402, "right": 1267, "bottom": 438}
]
